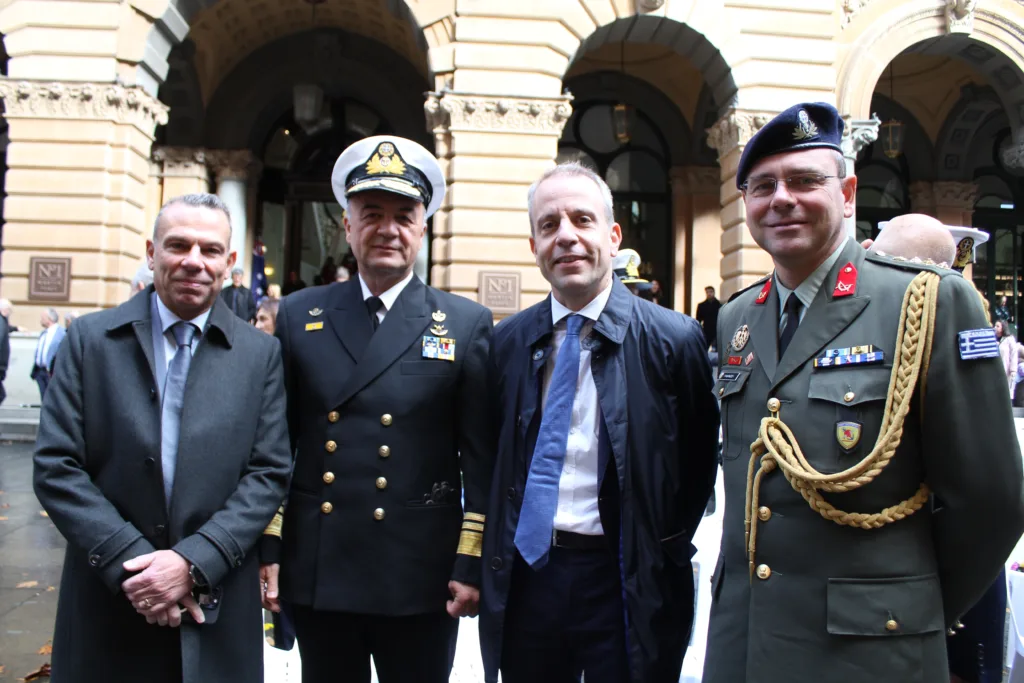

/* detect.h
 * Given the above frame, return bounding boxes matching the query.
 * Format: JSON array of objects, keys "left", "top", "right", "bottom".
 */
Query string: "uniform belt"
[{"left": 551, "top": 530, "right": 606, "bottom": 550}]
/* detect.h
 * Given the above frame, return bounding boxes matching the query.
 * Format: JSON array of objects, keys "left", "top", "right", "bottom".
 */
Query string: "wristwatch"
[{"left": 188, "top": 564, "right": 210, "bottom": 594}]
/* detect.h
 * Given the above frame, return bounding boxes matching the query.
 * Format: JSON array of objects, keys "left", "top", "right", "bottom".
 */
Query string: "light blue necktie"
[
  {"left": 161, "top": 321, "right": 198, "bottom": 508},
  {"left": 515, "top": 314, "right": 585, "bottom": 568}
]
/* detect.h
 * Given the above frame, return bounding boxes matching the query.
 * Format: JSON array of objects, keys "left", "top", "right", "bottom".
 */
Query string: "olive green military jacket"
[{"left": 703, "top": 240, "right": 1024, "bottom": 683}]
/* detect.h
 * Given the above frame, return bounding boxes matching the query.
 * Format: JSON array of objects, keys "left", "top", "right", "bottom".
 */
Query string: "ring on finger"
[{"left": 142, "top": 598, "right": 152, "bottom": 608}]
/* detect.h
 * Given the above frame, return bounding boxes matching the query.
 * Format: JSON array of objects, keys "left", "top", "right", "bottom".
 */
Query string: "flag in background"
[{"left": 251, "top": 239, "right": 268, "bottom": 305}]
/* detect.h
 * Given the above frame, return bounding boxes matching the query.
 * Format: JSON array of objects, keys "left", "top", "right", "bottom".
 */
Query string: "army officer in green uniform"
[{"left": 702, "top": 102, "right": 1024, "bottom": 683}]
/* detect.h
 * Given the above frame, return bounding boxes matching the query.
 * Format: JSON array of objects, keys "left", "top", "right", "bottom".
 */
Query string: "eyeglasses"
[{"left": 740, "top": 173, "right": 839, "bottom": 199}]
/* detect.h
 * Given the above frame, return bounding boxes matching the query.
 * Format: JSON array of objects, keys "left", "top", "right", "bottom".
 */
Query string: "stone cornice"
[
  {"left": 706, "top": 110, "right": 771, "bottom": 158},
  {"left": 152, "top": 146, "right": 208, "bottom": 178},
  {"left": 424, "top": 91, "right": 574, "bottom": 135},
  {"left": 0, "top": 80, "right": 169, "bottom": 135}
]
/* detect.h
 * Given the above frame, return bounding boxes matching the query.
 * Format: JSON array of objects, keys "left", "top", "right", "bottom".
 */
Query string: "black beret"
[{"left": 736, "top": 102, "right": 845, "bottom": 189}]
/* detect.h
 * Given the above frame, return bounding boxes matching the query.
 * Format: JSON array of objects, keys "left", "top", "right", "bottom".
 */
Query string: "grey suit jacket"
[
  {"left": 703, "top": 241, "right": 1024, "bottom": 683},
  {"left": 33, "top": 285, "right": 292, "bottom": 683}
]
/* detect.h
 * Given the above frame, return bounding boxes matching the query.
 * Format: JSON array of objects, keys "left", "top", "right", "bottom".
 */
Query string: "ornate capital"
[
  {"left": 207, "top": 150, "right": 259, "bottom": 183},
  {"left": 841, "top": 113, "right": 882, "bottom": 160},
  {"left": 672, "top": 166, "right": 720, "bottom": 195},
  {"left": 424, "top": 91, "right": 574, "bottom": 135},
  {"left": 946, "top": 0, "right": 978, "bottom": 34},
  {"left": 0, "top": 79, "right": 169, "bottom": 135},
  {"left": 933, "top": 181, "right": 979, "bottom": 208},
  {"left": 1002, "top": 139, "right": 1024, "bottom": 170},
  {"left": 842, "top": 0, "right": 875, "bottom": 28},
  {"left": 706, "top": 110, "right": 770, "bottom": 158},
  {"left": 153, "top": 146, "right": 208, "bottom": 178}
]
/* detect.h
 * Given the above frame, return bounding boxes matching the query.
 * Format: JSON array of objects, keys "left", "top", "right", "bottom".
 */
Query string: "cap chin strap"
[{"left": 743, "top": 270, "right": 940, "bottom": 578}]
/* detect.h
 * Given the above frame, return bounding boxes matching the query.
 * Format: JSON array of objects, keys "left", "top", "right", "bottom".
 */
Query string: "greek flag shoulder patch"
[{"left": 958, "top": 328, "right": 999, "bottom": 360}]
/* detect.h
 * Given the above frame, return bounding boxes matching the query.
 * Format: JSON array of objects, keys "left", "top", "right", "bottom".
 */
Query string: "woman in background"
[
  {"left": 996, "top": 320, "right": 1018, "bottom": 399},
  {"left": 254, "top": 298, "right": 280, "bottom": 337}
]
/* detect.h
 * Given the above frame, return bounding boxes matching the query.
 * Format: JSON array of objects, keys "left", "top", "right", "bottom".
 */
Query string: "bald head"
[{"left": 869, "top": 214, "right": 956, "bottom": 268}]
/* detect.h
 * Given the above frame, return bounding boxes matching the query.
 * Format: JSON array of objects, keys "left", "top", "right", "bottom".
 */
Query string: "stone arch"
[
  {"left": 565, "top": 14, "right": 738, "bottom": 117},
  {"left": 135, "top": 0, "right": 452, "bottom": 97},
  {"left": 934, "top": 85, "right": 1005, "bottom": 180},
  {"left": 838, "top": 0, "right": 1024, "bottom": 139}
]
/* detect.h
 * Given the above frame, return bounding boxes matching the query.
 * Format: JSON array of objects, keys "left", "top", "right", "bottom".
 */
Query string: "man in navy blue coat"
[{"left": 479, "top": 162, "right": 720, "bottom": 683}]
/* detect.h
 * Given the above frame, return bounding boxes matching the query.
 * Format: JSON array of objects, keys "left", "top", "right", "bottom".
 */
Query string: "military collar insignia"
[
  {"left": 792, "top": 109, "right": 819, "bottom": 141},
  {"left": 755, "top": 279, "right": 772, "bottom": 305},
  {"left": 832, "top": 262, "right": 858, "bottom": 298}
]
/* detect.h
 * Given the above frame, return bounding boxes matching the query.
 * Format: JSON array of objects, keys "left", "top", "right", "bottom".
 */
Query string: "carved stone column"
[
  {"left": 0, "top": 79, "right": 168, "bottom": 324},
  {"left": 208, "top": 150, "right": 260, "bottom": 275},
  {"left": 933, "top": 181, "right": 979, "bottom": 228},
  {"left": 706, "top": 109, "right": 773, "bottom": 301},
  {"left": 424, "top": 90, "right": 574, "bottom": 309},
  {"left": 841, "top": 114, "right": 881, "bottom": 237}
]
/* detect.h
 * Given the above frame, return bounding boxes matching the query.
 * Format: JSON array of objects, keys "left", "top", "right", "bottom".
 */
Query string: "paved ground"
[{"left": 0, "top": 442, "right": 64, "bottom": 681}]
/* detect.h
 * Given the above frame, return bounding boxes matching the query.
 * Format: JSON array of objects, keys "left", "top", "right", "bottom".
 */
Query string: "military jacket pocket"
[
  {"left": 715, "top": 369, "right": 751, "bottom": 460},
  {"left": 827, "top": 574, "right": 943, "bottom": 636},
  {"left": 807, "top": 365, "right": 891, "bottom": 466},
  {"left": 808, "top": 365, "right": 891, "bottom": 406}
]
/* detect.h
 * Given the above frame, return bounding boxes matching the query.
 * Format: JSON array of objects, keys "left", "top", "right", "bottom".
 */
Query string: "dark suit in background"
[
  {"left": 33, "top": 288, "right": 292, "bottom": 683},
  {"left": 695, "top": 295, "right": 721, "bottom": 350},
  {"left": 0, "top": 314, "right": 10, "bottom": 405},
  {"left": 270, "top": 275, "right": 494, "bottom": 680},
  {"left": 220, "top": 284, "right": 256, "bottom": 323},
  {"left": 31, "top": 323, "right": 65, "bottom": 399}
]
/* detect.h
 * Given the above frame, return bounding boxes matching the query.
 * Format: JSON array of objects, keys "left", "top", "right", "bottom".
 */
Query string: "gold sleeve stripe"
[
  {"left": 457, "top": 529, "right": 483, "bottom": 557},
  {"left": 461, "top": 521, "right": 485, "bottom": 532},
  {"left": 263, "top": 511, "right": 284, "bottom": 538},
  {"left": 464, "top": 512, "right": 486, "bottom": 523}
]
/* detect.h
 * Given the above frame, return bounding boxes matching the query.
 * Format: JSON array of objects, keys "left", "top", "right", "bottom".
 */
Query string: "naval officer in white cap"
[{"left": 260, "top": 135, "right": 495, "bottom": 683}]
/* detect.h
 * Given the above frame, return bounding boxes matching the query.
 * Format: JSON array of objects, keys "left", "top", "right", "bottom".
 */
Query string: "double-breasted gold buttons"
[
  {"left": 379, "top": 445, "right": 390, "bottom": 458},
  {"left": 373, "top": 508, "right": 386, "bottom": 521},
  {"left": 381, "top": 414, "right": 393, "bottom": 426},
  {"left": 757, "top": 506, "right": 772, "bottom": 522},
  {"left": 376, "top": 477, "right": 388, "bottom": 490},
  {"left": 321, "top": 502, "right": 333, "bottom": 514},
  {"left": 325, "top": 440, "right": 337, "bottom": 453},
  {"left": 756, "top": 564, "right": 771, "bottom": 580},
  {"left": 323, "top": 472, "right": 335, "bottom": 484},
  {"left": 328, "top": 411, "right": 340, "bottom": 423}
]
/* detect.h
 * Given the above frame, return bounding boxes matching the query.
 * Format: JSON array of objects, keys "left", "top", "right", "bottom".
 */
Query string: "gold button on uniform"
[
  {"left": 718, "top": 387, "right": 725, "bottom": 397},
  {"left": 323, "top": 472, "right": 335, "bottom": 484},
  {"left": 756, "top": 564, "right": 771, "bottom": 580},
  {"left": 376, "top": 477, "right": 388, "bottom": 490},
  {"left": 381, "top": 414, "right": 393, "bottom": 426},
  {"left": 885, "top": 619, "right": 898, "bottom": 632},
  {"left": 844, "top": 391, "right": 855, "bottom": 403},
  {"left": 379, "top": 445, "right": 390, "bottom": 458},
  {"left": 321, "top": 502, "right": 333, "bottom": 514},
  {"left": 767, "top": 398, "right": 780, "bottom": 412},
  {"left": 374, "top": 508, "right": 386, "bottom": 521},
  {"left": 328, "top": 411, "right": 340, "bottom": 423},
  {"left": 757, "top": 506, "right": 772, "bottom": 522},
  {"left": 325, "top": 440, "right": 337, "bottom": 453}
]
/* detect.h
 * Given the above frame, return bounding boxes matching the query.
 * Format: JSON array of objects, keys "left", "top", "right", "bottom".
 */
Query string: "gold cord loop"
[{"left": 744, "top": 271, "right": 941, "bottom": 575}]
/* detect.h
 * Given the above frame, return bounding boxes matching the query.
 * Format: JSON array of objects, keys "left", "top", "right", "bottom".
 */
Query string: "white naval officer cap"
[{"left": 330, "top": 135, "right": 446, "bottom": 219}]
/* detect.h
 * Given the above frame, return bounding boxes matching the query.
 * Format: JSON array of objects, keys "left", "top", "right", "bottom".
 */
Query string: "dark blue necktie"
[
  {"left": 515, "top": 314, "right": 585, "bottom": 568},
  {"left": 161, "top": 321, "right": 198, "bottom": 508}
]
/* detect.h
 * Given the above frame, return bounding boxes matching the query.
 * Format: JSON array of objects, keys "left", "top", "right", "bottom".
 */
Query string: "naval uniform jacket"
[
  {"left": 271, "top": 276, "right": 494, "bottom": 615},
  {"left": 703, "top": 240, "right": 1024, "bottom": 683},
  {"left": 479, "top": 278, "right": 720, "bottom": 683}
]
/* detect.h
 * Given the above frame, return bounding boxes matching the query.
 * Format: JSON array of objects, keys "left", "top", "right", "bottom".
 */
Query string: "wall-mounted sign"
[
  {"left": 29, "top": 257, "right": 72, "bottom": 302},
  {"left": 478, "top": 270, "right": 521, "bottom": 315}
]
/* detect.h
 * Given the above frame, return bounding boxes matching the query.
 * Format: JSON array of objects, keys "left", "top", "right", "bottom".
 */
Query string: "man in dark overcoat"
[
  {"left": 220, "top": 266, "right": 256, "bottom": 323},
  {"left": 33, "top": 193, "right": 292, "bottom": 683},
  {"left": 479, "top": 161, "right": 720, "bottom": 683},
  {"left": 260, "top": 135, "right": 494, "bottom": 682},
  {"left": 703, "top": 102, "right": 1024, "bottom": 683}
]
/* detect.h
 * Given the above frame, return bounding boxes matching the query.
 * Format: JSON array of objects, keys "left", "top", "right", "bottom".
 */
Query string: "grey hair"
[
  {"left": 834, "top": 150, "right": 848, "bottom": 179},
  {"left": 64, "top": 311, "right": 79, "bottom": 325},
  {"left": 0, "top": 299, "right": 12, "bottom": 314},
  {"left": 131, "top": 262, "right": 153, "bottom": 291},
  {"left": 46, "top": 308, "right": 59, "bottom": 323},
  {"left": 526, "top": 161, "right": 614, "bottom": 233},
  {"left": 232, "top": 267, "right": 244, "bottom": 276},
  {"left": 153, "top": 193, "right": 232, "bottom": 240}
]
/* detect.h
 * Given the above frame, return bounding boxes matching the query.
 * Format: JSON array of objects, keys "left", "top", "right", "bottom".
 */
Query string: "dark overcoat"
[
  {"left": 479, "top": 279, "right": 720, "bottom": 683},
  {"left": 270, "top": 276, "right": 494, "bottom": 614},
  {"left": 33, "top": 286, "right": 292, "bottom": 683},
  {"left": 704, "top": 241, "right": 1024, "bottom": 683}
]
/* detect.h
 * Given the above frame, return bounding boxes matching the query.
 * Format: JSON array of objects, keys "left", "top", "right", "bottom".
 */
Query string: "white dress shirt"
[
  {"left": 152, "top": 293, "right": 210, "bottom": 397},
  {"left": 545, "top": 283, "right": 614, "bottom": 536},
  {"left": 359, "top": 271, "right": 415, "bottom": 324},
  {"left": 35, "top": 324, "right": 59, "bottom": 368}
]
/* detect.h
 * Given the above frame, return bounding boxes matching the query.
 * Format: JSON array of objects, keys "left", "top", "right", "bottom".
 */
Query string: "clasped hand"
[{"left": 122, "top": 550, "right": 205, "bottom": 627}]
